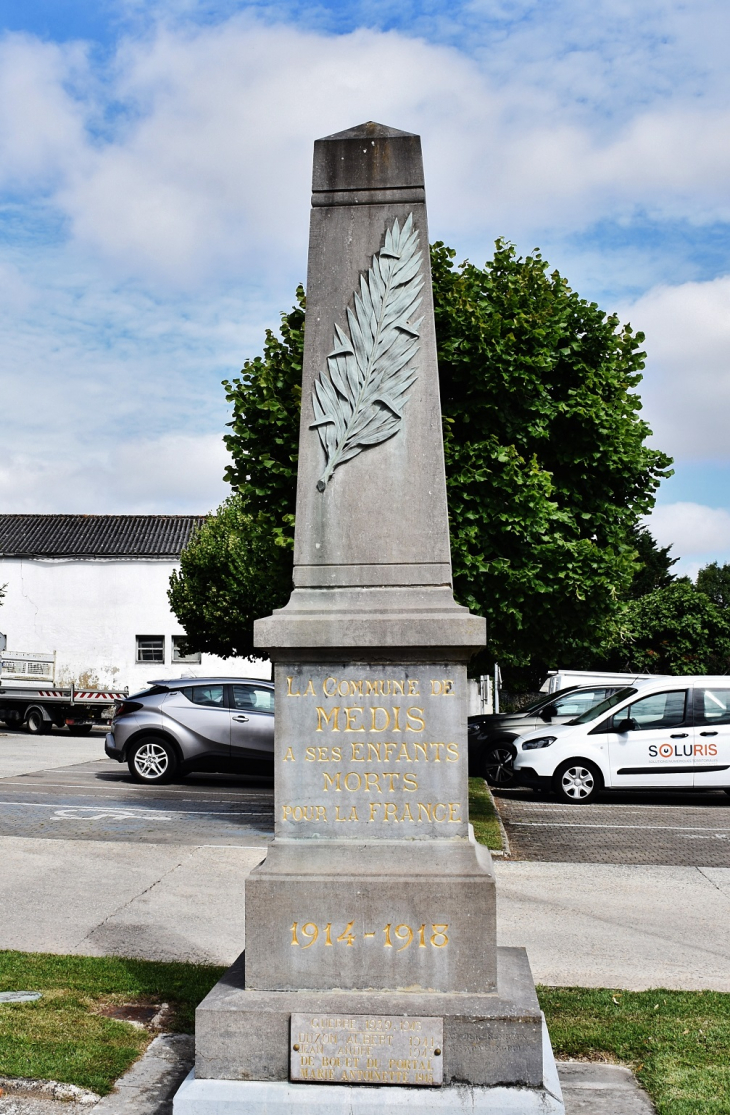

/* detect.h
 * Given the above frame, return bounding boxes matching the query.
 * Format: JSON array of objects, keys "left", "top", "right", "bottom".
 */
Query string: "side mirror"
[
  {"left": 539, "top": 704, "right": 558, "bottom": 721},
  {"left": 614, "top": 717, "right": 636, "bottom": 734}
]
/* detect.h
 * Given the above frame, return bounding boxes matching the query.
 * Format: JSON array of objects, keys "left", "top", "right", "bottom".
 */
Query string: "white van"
[{"left": 513, "top": 676, "right": 730, "bottom": 803}]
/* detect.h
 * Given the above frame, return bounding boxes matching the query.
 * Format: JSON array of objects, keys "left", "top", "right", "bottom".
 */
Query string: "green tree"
[
  {"left": 625, "top": 525, "right": 677, "bottom": 599},
  {"left": 610, "top": 581, "right": 730, "bottom": 675},
  {"left": 696, "top": 561, "right": 730, "bottom": 609},
  {"left": 170, "top": 244, "right": 672, "bottom": 675}
]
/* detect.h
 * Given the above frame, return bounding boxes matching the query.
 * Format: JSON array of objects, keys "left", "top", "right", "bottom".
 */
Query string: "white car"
[{"left": 512, "top": 676, "right": 730, "bottom": 803}]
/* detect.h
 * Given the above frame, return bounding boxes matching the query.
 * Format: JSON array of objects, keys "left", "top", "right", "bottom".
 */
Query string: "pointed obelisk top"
[{"left": 313, "top": 120, "right": 424, "bottom": 194}]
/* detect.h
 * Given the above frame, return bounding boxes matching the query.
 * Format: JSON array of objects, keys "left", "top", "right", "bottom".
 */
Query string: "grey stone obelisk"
[{"left": 178, "top": 123, "right": 564, "bottom": 1115}]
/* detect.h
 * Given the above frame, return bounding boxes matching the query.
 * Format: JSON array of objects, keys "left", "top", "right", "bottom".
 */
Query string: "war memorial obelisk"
[{"left": 174, "top": 122, "right": 564, "bottom": 1114}]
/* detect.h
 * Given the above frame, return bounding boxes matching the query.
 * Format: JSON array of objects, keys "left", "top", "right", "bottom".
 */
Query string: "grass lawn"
[
  {"left": 2, "top": 959, "right": 729, "bottom": 1113},
  {"left": 0, "top": 951, "right": 224, "bottom": 1094},
  {"left": 540, "top": 986, "right": 730, "bottom": 1115},
  {"left": 468, "top": 776, "right": 504, "bottom": 850}
]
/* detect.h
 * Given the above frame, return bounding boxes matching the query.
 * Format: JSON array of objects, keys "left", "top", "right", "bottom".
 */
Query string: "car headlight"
[{"left": 522, "top": 736, "right": 557, "bottom": 750}]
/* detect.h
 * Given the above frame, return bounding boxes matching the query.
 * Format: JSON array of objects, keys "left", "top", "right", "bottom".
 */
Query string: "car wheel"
[
  {"left": 128, "top": 738, "right": 178, "bottom": 784},
  {"left": 554, "top": 759, "right": 602, "bottom": 804},
  {"left": 26, "top": 710, "right": 50, "bottom": 735},
  {"left": 483, "top": 744, "right": 516, "bottom": 788}
]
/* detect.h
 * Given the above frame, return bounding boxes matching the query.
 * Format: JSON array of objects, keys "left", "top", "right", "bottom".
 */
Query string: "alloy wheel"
[
  {"left": 133, "top": 742, "right": 170, "bottom": 780},
  {"left": 484, "top": 746, "right": 516, "bottom": 788}
]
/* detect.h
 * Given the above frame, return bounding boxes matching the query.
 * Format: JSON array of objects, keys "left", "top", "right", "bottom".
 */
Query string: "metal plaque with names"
[{"left": 290, "top": 1013, "right": 443, "bottom": 1086}]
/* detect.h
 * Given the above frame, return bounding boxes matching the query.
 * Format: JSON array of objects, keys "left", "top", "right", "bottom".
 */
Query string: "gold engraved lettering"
[
  {"left": 344, "top": 772, "right": 362, "bottom": 791},
  {"left": 405, "top": 707, "right": 425, "bottom": 732},
  {"left": 384, "top": 803, "right": 398, "bottom": 821},
  {"left": 392, "top": 680, "right": 405, "bottom": 696},
  {"left": 446, "top": 742, "right": 459, "bottom": 761},
  {"left": 392, "top": 707, "right": 402, "bottom": 732},
  {"left": 283, "top": 747, "right": 296, "bottom": 762},
  {"left": 449, "top": 803, "right": 461, "bottom": 822},
  {"left": 431, "top": 925, "right": 449, "bottom": 947},
  {"left": 367, "top": 742, "right": 382, "bottom": 761},
  {"left": 401, "top": 803, "right": 415, "bottom": 821},
  {"left": 304, "top": 679, "right": 316, "bottom": 697},
  {"left": 323, "top": 772, "right": 341, "bottom": 791},
  {"left": 417, "top": 803, "right": 432, "bottom": 822},
  {"left": 413, "top": 742, "right": 427, "bottom": 761},
  {"left": 316, "top": 706, "right": 340, "bottom": 731},
  {"left": 351, "top": 742, "right": 366, "bottom": 761},
  {"left": 383, "top": 772, "right": 397, "bottom": 792},
  {"left": 345, "top": 707, "right": 365, "bottom": 732},
  {"left": 323, "top": 677, "right": 338, "bottom": 698},
  {"left": 403, "top": 773, "right": 418, "bottom": 791},
  {"left": 290, "top": 921, "right": 449, "bottom": 950},
  {"left": 286, "top": 677, "right": 301, "bottom": 697},
  {"left": 365, "top": 772, "right": 381, "bottom": 792},
  {"left": 396, "top": 742, "right": 412, "bottom": 762},
  {"left": 430, "top": 743, "right": 446, "bottom": 761},
  {"left": 433, "top": 803, "right": 448, "bottom": 822},
  {"left": 408, "top": 679, "right": 419, "bottom": 696},
  {"left": 370, "top": 707, "right": 390, "bottom": 732},
  {"left": 369, "top": 802, "right": 381, "bottom": 821},
  {"left": 305, "top": 747, "right": 315, "bottom": 761}
]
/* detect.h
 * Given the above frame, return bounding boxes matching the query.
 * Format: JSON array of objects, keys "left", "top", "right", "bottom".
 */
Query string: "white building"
[{"left": 0, "top": 514, "right": 270, "bottom": 693}]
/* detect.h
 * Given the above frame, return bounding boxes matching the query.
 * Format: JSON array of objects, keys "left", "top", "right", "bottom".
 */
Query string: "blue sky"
[{"left": 1, "top": 1, "right": 730, "bottom": 576}]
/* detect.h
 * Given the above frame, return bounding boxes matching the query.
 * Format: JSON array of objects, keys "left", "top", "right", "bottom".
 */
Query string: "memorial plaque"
[
  {"left": 290, "top": 1014, "right": 443, "bottom": 1086},
  {"left": 277, "top": 663, "right": 468, "bottom": 841}
]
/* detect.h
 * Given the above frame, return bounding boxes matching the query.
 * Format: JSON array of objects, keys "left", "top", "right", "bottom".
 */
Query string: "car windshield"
[
  {"left": 518, "top": 686, "right": 579, "bottom": 714},
  {"left": 569, "top": 686, "right": 637, "bottom": 725}
]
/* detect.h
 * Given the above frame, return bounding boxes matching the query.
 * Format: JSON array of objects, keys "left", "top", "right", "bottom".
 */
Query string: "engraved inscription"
[
  {"left": 290, "top": 921, "right": 449, "bottom": 950},
  {"left": 276, "top": 664, "right": 468, "bottom": 841},
  {"left": 290, "top": 1014, "right": 443, "bottom": 1086}
]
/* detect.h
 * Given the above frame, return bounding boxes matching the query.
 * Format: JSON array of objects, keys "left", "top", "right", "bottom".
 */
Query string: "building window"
[
  {"left": 136, "top": 635, "right": 165, "bottom": 664},
  {"left": 172, "top": 636, "right": 202, "bottom": 665}
]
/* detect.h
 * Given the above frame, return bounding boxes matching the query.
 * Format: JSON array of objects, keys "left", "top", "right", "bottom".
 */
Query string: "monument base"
[
  {"left": 194, "top": 948, "right": 545, "bottom": 1088},
  {"left": 174, "top": 1017, "right": 563, "bottom": 1115}
]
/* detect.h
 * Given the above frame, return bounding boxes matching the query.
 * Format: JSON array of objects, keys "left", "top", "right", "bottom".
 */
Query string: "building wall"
[{"left": 0, "top": 556, "right": 270, "bottom": 692}]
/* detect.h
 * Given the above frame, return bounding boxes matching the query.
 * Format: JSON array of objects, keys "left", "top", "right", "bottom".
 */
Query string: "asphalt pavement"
[
  {"left": 494, "top": 787, "right": 730, "bottom": 867},
  {"left": 0, "top": 729, "right": 274, "bottom": 845}
]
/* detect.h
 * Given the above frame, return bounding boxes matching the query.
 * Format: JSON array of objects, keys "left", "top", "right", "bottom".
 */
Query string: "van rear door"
[{"left": 692, "top": 686, "right": 730, "bottom": 788}]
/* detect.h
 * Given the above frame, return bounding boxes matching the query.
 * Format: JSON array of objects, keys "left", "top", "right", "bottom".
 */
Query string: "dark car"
[
  {"left": 468, "top": 685, "right": 624, "bottom": 787},
  {"left": 105, "top": 676, "right": 274, "bottom": 784}
]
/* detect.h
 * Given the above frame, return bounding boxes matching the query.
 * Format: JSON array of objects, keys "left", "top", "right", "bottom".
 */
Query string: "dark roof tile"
[{"left": 0, "top": 515, "right": 207, "bottom": 558}]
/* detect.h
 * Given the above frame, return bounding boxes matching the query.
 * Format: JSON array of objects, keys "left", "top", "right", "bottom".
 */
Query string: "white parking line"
[
  {"left": 0, "top": 801, "right": 272, "bottom": 817},
  {"left": 508, "top": 821, "right": 730, "bottom": 831}
]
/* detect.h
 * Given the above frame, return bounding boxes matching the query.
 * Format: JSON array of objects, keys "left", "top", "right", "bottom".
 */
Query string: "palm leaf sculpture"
[{"left": 311, "top": 213, "right": 423, "bottom": 491}]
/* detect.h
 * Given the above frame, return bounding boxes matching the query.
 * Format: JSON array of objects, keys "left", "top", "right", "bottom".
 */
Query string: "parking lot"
[
  {"left": 0, "top": 729, "right": 274, "bottom": 846},
  {"left": 494, "top": 787, "right": 730, "bottom": 867}
]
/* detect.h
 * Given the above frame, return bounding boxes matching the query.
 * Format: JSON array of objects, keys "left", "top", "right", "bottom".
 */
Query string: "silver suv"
[{"left": 105, "top": 677, "right": 275, "bottom": 784}]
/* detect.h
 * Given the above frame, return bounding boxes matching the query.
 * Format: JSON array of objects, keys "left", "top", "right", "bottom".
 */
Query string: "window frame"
[
  {"left": 171, "top": 635, "right": 202, "bottom": 665},
  {"left": 135, "top": 635, "right": 165, "bottom": 664}
]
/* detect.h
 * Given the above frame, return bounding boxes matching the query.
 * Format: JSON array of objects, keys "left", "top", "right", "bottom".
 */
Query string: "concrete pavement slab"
[
  {"left": 495, "top": 860, "right": 730, "bottom": 990},
  {"left": 2, "top": 835, "right": 729, "bottom": 988},
  {"left": 0, "top": 733, "right": 105, "bottom": 778},
  {"left": 0, "top": 836, "right": 264, "bottom": 963}
]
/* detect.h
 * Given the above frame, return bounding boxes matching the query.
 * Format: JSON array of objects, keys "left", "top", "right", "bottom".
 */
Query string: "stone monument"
[{"left": 174, "top": 122, "right": 564, "bottom": 1114}]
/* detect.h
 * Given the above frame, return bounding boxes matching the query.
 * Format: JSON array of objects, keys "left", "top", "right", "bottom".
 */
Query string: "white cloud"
[
  {"left": 0, "top": 432, "right": 230, "bottom": 513},
  {"left": 647, "top": 503, "right": 730, "bottom": 578},
  {"left": 623, "top": 275, "right": 730, "bottom": 460},
  {"left": 1, "top": 10, "right": 730, "bottom": 511}
]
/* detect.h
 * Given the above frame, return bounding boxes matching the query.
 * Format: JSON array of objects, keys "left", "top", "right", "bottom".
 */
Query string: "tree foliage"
[
  {"left": 696, "top": 561, "right": 730, "bottom": 610},
  {"left": 432, "top": 240, "right": 671, "bottom": 677},
  {"left": 611, "top": 581, "right": 730, "bottom": 675},
  {"left": 170, "top": 243, "right": 672, "bottom": 675}
]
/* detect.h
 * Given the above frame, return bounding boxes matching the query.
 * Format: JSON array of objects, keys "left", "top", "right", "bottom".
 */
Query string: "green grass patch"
[
  {"left": 539, "top": 986, "right": 730, "bottom": 1115},
  {"left": 468, "top": 777, "right": 503, "bottom": 850},
  {"left": 0, "top": 951, "right": 224, "bottom": 1094}
]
